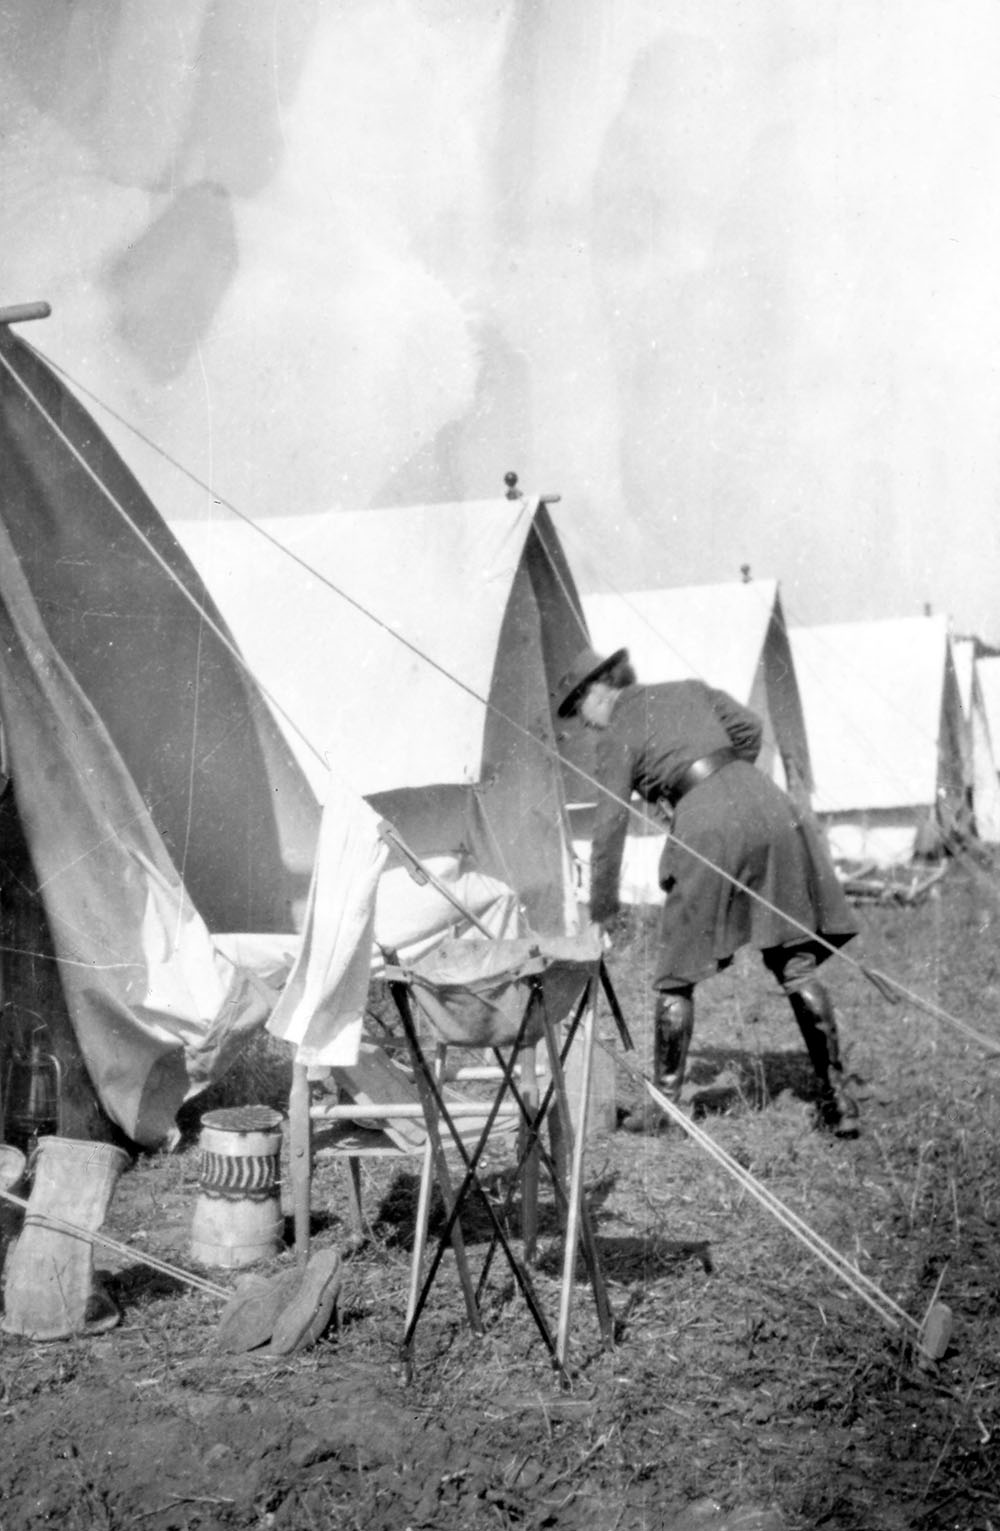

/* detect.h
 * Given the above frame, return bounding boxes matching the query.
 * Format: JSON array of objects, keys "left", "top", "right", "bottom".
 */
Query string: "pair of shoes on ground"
[{"left": 215, "top": 1247, "right": 343, "bottom": 1355}]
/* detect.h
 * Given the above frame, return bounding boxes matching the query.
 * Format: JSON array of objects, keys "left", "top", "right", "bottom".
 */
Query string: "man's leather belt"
[{"left": 662, "top": 746, "right": 739, "bottom": 807}]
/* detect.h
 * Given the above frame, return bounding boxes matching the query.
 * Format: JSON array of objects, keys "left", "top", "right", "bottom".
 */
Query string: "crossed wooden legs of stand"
[{"left": 388, "top": 966, "right": 615, "bottom": 1380}]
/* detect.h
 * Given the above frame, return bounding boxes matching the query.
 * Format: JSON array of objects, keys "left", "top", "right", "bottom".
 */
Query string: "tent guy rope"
[
  {"left": 605, "top": 1044, "right": 951, "bottom": 1362},
  {"left": 0, "top": 316, "right": 957, "bottom": 1360},
  {"left": 5, "top": 326, "right": 997, "bottom": 1061},
  {"left": 0, "top": 1185, "right": 229, "bottom": 1300}
]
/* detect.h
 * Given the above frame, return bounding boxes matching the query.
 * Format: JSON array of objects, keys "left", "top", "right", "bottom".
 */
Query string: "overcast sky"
[{"left": 2, "top": 0, "right": 999, "bottom": 644}]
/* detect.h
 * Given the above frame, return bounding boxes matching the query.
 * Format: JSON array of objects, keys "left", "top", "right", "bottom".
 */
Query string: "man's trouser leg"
[
  {"left": 765, "top": 945, "right": 860, "bottom": 1137},
  {"left": 621, "top": 987, "right": 694, "bottom": 1133}
]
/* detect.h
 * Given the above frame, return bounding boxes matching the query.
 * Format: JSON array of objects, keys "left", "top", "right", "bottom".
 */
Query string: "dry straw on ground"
[{"left": 3, "top": 860, "right": 1000, "bottom": 1528}]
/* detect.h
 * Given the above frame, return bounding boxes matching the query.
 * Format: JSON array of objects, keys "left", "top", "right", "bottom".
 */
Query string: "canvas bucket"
[
  {"left": 190, "top": 1106, "right": 284, "bottom": 1269},
  {"left": 2, "top": 1136, "right": 130, "bottom": 1339}
]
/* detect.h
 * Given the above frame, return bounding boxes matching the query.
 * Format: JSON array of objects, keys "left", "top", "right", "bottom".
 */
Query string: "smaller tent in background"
[
  {"left": 560, "top": 579, "right": 811, "bottom": 905},
  {"left": 583, "top": 580, "right": 811, "bottom": 790},
  {"left": 978, "top": 656, "right": 1000, "bottom": 788},
  {"left": 789, "top": 615, "right": 968, "bottom": 868},
  {"left": 951, "top": 638, "right": 1000, "bottom": 845},
  {"left": 173, "top": 493, "right": 588, "bottom": 939}
]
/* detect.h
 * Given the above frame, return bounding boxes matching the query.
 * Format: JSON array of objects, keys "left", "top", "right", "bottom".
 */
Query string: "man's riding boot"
[
  {"left": 621, "top": 993, "right": 694, "bottom": 1133},
  {"left": 787, "top": 980, "right": 860, "bottom": 1138}
]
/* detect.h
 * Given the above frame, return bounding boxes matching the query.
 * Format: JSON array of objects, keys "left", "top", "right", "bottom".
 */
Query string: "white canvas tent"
[
  {"left": 173, "top": 496, "right": 587, "bottom": 938},
  {"left": 977, "top": 656, "right": 1000, "bottom": 802},
  {"left": 789, "top": 615, "right": 968, "bottom": 867},
  {"left": 562, "top": 579, "right": 811, "bottom": 905},
  {"left": 951, "top": 638, "right": 1000, "bottom": 844}
]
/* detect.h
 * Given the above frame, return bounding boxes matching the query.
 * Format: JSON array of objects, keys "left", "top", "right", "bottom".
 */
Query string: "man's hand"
[
  {"left": 587, "top": 919, "right": 612, "bottom": 952},
  {"left": 589, "top": 910, "right": 628, "bottom": 950}
]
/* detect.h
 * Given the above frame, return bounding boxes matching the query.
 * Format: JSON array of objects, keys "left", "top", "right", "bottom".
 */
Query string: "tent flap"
[{"left": 0, "top": 507, "right": 272, "bottom": 1146}]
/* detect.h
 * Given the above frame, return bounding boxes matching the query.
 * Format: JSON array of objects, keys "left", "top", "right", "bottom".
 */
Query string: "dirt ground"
[{"left": 4, "top": 857, "right": 1000, "bottom": 1530}]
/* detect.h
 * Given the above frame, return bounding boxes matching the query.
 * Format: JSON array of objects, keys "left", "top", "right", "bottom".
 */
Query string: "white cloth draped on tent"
[
  {"left": 0, "top": 509, "right": 281, "bottom": 1148},
  {"left": 264, "top": 777, "right": 389, "bottom": 1068},
  {"left": 261, "top": 775, "right": 522, "bottom": 1068}
]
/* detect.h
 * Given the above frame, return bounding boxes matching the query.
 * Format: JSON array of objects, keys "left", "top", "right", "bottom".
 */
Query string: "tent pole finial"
[
  {"left": 0, "top": 302, "right": 51, "bottom": 327},
  {"left": 504, "top": 471, "right": 523, "bottom": 500}
]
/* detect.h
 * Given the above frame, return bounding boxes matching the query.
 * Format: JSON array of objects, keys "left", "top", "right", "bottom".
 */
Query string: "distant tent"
[
  {"left": 951, "top": 638, "right": 1000, "bottom": 844},
  {"left": 562, "top": 579, "right": 811, "bottom": 905},
  {"left": 977, "top": 656, "right": 1000, "bottom": 803},
  {"left": 0, "top": 321, "right": 322, "bottom": 1145},
  {"left": 172, "top": 496, "right": 587, "bottom": 937},
  {"left": 789, "top": 615, "right": 968, "bottom": 867}
]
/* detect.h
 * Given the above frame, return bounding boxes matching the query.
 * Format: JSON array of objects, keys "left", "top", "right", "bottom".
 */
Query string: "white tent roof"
[
  {"left": 173, "top": 494, "right": 586, "bottom": 934},
  {"left": 586, "top": 579, "right": 778, "bottom": 695},
  {"left": 952, "top": 637, "right": 976, "bottom": 716},
  {"left": 789, "top": 615, "right": 961, "bottom": 814},
  {"left": 583, "top": 579, "right": 811, "bottom": 790},
  {"left": 174, "top": 498, "right": 557, "bottom": 800},
  {"left": 952, "top": 641, "right": 1000, "bottom": 844},
  {"left": 977, "top": 656, "right": 1000, "bottom": 749}
]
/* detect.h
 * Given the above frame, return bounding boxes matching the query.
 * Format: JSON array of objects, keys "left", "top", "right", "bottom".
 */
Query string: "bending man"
[{"left": 556, "top": 646, "right": 860, "bottom": 1136}]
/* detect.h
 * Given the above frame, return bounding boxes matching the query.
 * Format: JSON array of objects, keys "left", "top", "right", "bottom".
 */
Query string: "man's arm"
[{"left": 588, "top": 729, "right": 633, "bottom": 925}]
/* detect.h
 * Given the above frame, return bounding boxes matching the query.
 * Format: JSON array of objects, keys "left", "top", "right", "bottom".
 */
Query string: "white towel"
[{"left": 266, "top": 775, "right": 388, "bottom": 1066}]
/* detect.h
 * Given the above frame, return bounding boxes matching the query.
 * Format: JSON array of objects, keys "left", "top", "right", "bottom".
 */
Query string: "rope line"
[
  {"left": 0, "top": 345, "right": 966, "bottom": 1349},
  {"left": 18, "top": 340, "right": 538, "bottom": 749},
  {"left": 607, "top": 1043, "right": 920, "bottom": 1338},
  {"left": 0, "top": 1186, "right": 230, "bottom": 1300},
  {"left": 6, "top": 343, "right": 997, "bottom": 1057},
  {"left": 0, "top": 347, "right": 334, "bottom": 787}
]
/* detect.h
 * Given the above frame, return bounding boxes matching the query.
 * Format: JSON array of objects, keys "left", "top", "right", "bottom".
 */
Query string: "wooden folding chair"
[{"left": 287, "top": 1037, "right": 525, "bottom": 1258}]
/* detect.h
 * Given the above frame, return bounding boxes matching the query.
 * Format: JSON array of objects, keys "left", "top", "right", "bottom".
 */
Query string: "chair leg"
[
  {"left": 398, "top": 1030, "right": 483, "bottom": 1341},
  {"left": 543, "top": 981, "right": 615, "bottom": 1357},
  {"left": 289, "top": 1062, "right": 312, "bottom": 1264},
  {"left": 519, "top": 1042, "right": 540, "bottom": 1264},
  {"left": 555, "top": 988, "right": 593, "bottom": 1365},
  {"left": 344, "top": 1157, "right": 365, "bottom": 1246},
  {"left": 405, "top": 1127, "right": 438, "bottom": 1333}
]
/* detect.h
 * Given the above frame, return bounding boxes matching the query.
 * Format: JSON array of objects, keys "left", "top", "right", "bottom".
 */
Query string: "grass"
[{"left": 4, "top": 860, "right": 1000, "bottom": 1528}]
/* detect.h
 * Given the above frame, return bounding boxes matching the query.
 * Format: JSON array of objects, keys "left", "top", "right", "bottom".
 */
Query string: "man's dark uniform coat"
[{"left": 588, "top": 680, "right": 857, "bottom": 986}]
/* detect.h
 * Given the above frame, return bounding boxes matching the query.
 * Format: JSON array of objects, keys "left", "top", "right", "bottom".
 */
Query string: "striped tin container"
[{"left": 190, "top": 1105, "right": 284, "bottom": 1269}]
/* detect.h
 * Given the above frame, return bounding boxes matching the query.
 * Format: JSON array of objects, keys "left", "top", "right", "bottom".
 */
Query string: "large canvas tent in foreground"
[
  {"left": 789, "top": 615, "right": 968, "bottom": 867},
  {"left": 0, "top": 322, "right": 322, "bottom": 1145},
  {"left": 563, "top": 579, "right": 811, "bottom": 905},
  {"left": 172, "top": 496, "right": 587, "bottom": 937}
]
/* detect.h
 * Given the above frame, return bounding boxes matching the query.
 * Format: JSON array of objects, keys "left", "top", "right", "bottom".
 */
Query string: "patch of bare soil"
[{"left": 4, "top": 859, "right": 1000, "bottom": 1529}]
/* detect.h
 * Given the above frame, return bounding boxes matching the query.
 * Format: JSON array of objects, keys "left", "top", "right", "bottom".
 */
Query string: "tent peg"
[{"left": 0, "top": 302, "right": 51, "bottom": 327}]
